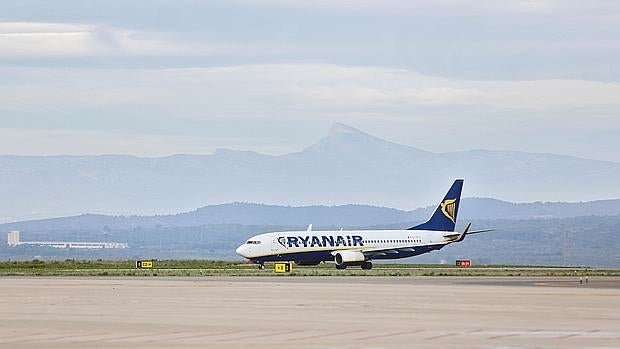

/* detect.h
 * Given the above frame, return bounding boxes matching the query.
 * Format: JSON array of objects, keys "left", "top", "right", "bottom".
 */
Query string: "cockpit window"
[{"left": 246, "top": 240, "right": 261, "bottom": 244}]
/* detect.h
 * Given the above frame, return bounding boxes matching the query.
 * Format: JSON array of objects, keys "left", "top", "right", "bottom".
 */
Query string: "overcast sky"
[{"left": 1, "top": 0, "right": 619, "bottom": 161}]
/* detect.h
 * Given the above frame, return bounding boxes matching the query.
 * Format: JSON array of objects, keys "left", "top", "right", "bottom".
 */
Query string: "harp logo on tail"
[{"left": 440, "top": 198, "right": 457, "bottom": 223}]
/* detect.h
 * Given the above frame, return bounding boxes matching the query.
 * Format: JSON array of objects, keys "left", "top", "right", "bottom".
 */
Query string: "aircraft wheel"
[
  {"left": 361, "top": 261, "right": 373, "bottom": 270},
  {"left": 258, "top": 264, "right": 265, "bottom": 270}
]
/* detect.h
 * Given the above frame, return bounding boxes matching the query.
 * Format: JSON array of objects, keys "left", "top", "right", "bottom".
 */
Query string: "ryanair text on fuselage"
[{"left": 279, "top": 235, "right": 364, "bottom": 249}]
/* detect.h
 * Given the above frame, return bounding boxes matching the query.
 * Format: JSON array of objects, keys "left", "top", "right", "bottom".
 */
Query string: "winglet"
[
  {"left": 307, "top": 224, "right": 313, "bottom": 232},
  {"left": 456, "top": 222, "right": 472, "bottom": 242}
]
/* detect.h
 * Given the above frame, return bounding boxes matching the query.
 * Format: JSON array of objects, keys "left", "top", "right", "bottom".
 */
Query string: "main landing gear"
[{"left": 335, "top": 261, "right": 373, "bottom": 270}]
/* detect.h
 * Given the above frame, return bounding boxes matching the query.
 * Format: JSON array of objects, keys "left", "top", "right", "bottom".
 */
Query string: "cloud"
[
  {"left": 0, "top": 21, "right": 310, "bottom": 63},
  {"left": 234, "top": 0, "right": 617, "bottom": 16},
  {"left": 0, "top": 22, "right": 106, "bottom": 56},
  {"left": 0, "top": 128, "right": 288, "bottom": 157},
  {"left": 203, "top": 64, "right": 620, "bottom": 112},
  {"left": 1, "top": 1, "right": 619, "bottom": 82},
  {"left": 0, "top": 22, "right": 207, "bottom": 57},
  {"left": 2, "top": 64, "right": 619, "bottom": 118}
]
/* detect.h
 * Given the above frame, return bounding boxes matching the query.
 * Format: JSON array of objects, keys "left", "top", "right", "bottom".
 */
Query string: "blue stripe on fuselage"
[{"left": 250, "top": 244, "right": 446, "bottom": 264}]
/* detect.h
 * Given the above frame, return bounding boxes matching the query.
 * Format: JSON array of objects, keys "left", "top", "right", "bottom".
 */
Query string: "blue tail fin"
[{"left": 408, "top": 179, "right": 463, "bottom": 232}]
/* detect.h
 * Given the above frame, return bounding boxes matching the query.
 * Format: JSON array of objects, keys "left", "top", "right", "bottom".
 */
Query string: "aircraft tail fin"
[{"left": 408, "top": 179, "right": 463, "bottom": 232}]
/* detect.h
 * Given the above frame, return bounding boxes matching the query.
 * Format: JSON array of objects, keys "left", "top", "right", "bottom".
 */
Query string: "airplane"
[{"left": 235, "top": 179, "right": 492, "bottom": 269}]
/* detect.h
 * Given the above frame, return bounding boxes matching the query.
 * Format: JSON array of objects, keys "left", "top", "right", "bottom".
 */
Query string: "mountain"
[
  {"left": 3, "top": 198, "right": 620, "bottom": 233},
  {"left": 1, "top": 123, "right": 620, "bottom": 221}
]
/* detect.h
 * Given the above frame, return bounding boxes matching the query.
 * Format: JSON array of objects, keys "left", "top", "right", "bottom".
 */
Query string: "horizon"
[
  {"left": 1, "top": 122, "right": 619, "bottom": 165},
  {"left": 4, "top": 196, "right": 620, "bottom": 224}
]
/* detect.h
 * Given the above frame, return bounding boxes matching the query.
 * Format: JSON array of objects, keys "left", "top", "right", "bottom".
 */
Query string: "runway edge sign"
[{"left": 136, "top": 260, "right": 154, "bottom": 269}]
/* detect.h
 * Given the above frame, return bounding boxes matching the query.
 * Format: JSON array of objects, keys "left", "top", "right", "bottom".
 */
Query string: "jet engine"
[{"left": 334, "top": 250, "right": 365, "bottom": 266}]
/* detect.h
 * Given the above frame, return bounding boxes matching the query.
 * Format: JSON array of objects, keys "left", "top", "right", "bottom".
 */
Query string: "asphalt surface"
[{"left": 1, "top": 277, "right": 618, "bottom": 348}]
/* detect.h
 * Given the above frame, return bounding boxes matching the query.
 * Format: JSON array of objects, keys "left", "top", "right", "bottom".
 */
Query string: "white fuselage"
[
  {"left": 234, "top": 179, "right": 484, "bottom": 268},
  {"left": 235, "top": 229, "right": 452, "bottom": 263}
]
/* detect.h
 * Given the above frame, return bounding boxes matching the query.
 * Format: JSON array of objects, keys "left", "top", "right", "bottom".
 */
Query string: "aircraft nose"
[{"left": 235, "top": 245, "right": 248, "bottom": 258}]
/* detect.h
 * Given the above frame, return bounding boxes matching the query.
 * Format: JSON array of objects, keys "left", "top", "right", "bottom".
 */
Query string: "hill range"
[
  {"left": 2, "top": 198, "right": 620, "bottom": 232},
  {"left": 2, "top": 123, "right": 620, "bottom": 221},
  {"left": 2, "top": 200, "right": 618, "bottom": 267}
]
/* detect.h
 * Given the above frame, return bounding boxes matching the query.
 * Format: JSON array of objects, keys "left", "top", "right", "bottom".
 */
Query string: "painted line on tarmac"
[
  {"left": 0, "top": 333, "right": 77, "bottom": 344},
  {"left": 295, "top": 329, "right": 365, "bottom": 341},
  {"left": 357, "top": 329, "right": 422, "bottom": 341},
  {"left": 216, "top": 329, "right": 304, "bottom": 342},
  {"left": 167, "top": 330, "right": 247, "bottom": 343},
  {"left": 488, "top": 332, "right": 521, "bottom": 340},
  {"left": 425, "top": 332, "right": 457, "bottom": 340},
  {"left": 0, "top": 332, "right": 44, "bottom": 344},
  {"left": 45, "top": 332, "right": 113, "bottom": 343}
]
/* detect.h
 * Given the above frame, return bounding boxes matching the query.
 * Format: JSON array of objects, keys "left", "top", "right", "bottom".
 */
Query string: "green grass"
[{"left": 0, "top": 260, "right": 618, "bottom": 277}]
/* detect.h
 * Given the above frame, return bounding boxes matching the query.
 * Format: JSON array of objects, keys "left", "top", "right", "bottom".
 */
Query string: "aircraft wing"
[
  {"left": 443, "top": 223, "right": 494, "bottom": 242},
  {"left": 359, "top": 246, "right": 419, "bottom": 258},
  {"left": 466, "top": 229, "right": 495, "bottom": 234}
]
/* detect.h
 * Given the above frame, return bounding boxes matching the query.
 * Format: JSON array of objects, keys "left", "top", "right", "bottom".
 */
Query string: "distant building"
[
  {"left": 7, "top": 230, "right": 19, "bottom": 246},
  {"left": 6, "top": 231, "right": 128, "bottom": 249}
]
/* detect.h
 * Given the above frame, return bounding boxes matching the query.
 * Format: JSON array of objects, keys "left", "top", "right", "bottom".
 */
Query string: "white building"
[
  {"left": 6, "top": 231, "right": 128, "bottom": 249},
  {"left": 7, "top": 230, "right": 19, "bottom": 246}
]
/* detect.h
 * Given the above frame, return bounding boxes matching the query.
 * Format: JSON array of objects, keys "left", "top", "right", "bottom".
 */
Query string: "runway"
[{"left": 1, "top": 277, "right": 619, "bottom": 348}]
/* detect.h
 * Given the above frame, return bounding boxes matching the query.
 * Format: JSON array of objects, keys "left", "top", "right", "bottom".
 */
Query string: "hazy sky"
[{"left": 1, "top": 0, "right": 619, "bottom": 161}]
